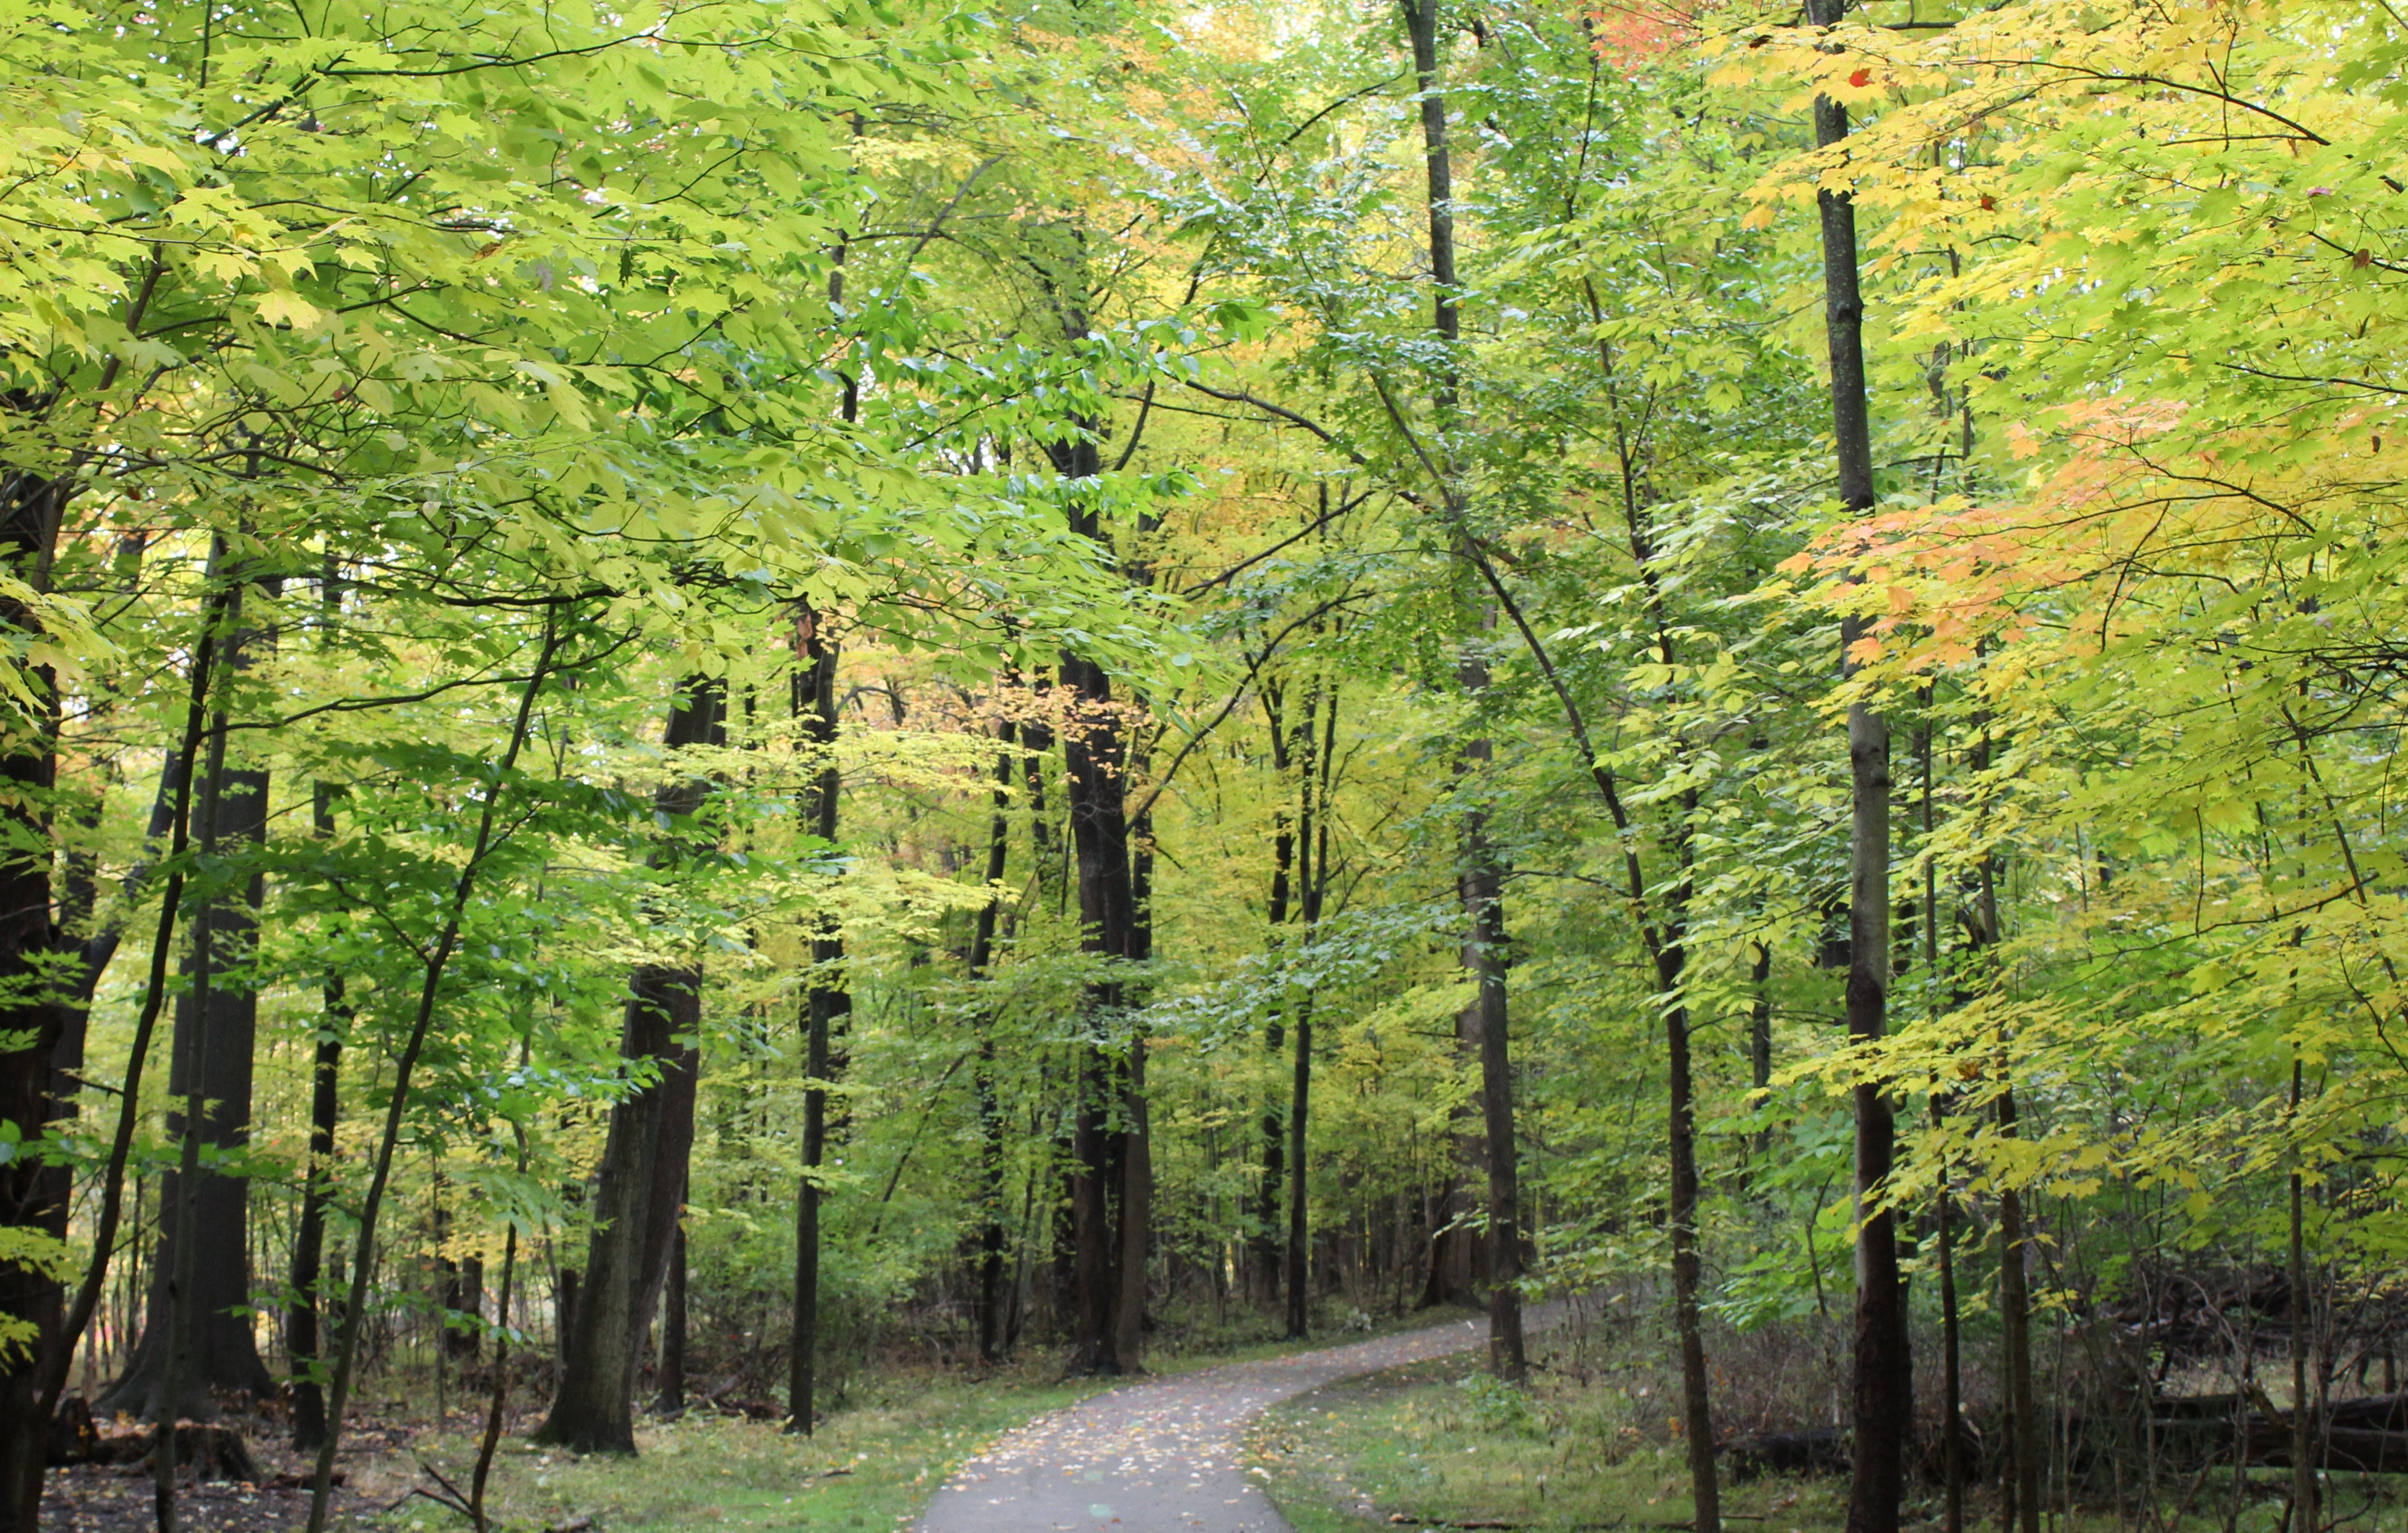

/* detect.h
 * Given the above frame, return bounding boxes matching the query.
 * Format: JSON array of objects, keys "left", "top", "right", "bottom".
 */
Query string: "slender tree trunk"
[
  {"left": 1284, "top": 988, "right": 1314, "bottom": 1340},
  {"left": 1257, "top": 684, "right": 1295, "bottom": 1307},
  {"left": 2288, "top": 1058, "right": 2315, "bottom": 1533},
  {"left": 789, "top": 609, "right": 845, "bottom": 1433},
  {"left": 1999, "top": 1086, "right": 2041, "bottom": 1533},
  {"left": 469, "top": 1154, "right": 524, "bottom": 1533},
  {"left": 1936, "top": 1098, "right": 1963, "bottom": 1533},
  {"left": 25, "top": 569, "right": 234, "bottom": 1532},
  {"left": 657, "top": 1222, "right": 685, "bottom": 1414},
  {"left": 537, "top": 677, "right": 722, "bottom": 1454},
  {"left": 307, "top": 615, "right": 564, "bottom": 1532},
  {"left": 971, "top": 728, "right": 1015, "bottom": 1364},
  {"left": 1801, "top": 2, "right": 1907, "bottom": 1526},
  {"left": 289, "top": 776, "right": 347, "bottom": 1451},
  {"left": 1281, "top": 680, "right": 1320, "bottom": 1341},
  {"left": 155, "top": 685, "right": 233, "bottom": 1533},
  {"left": 109, "top": 572, "right": 280, "bottom": 1416},
  {"left": 1401, "top": 0, "right": 1523, "bottom": 1381},
  {"left": 1113, "top": 763, "right": 1155, "bottom": 1370},
  {"left": 292, "top": 562, "right": 349, "bottom": 1449},
  {"left": 1923, "top": 701, "right": 1962, "bottom": 1533}
]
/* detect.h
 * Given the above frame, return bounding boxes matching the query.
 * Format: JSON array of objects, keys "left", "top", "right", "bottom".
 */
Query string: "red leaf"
[
  {"left": 1848, "top": 67, "right": 1872, "bottom": 87},
  {"left": 1979, "top": 194, "right": 1995, "bottom": 210}
]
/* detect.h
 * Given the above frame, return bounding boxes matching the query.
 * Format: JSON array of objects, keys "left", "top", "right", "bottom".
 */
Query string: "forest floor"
[
  {"left": 1247, "top": 1350, "right": 1852, "bottom": 1533},
  {"left": 916, "top": 1309, "right": 1512, "bottom": 1533},
  {"left": 38, "top": 1307, "right": 1465, "bottom": 1531}
]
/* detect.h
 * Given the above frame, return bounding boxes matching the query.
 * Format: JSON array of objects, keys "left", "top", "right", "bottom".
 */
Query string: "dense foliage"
[{"left": 0, "top": 0, "right": 2398, "bottom": 1527}]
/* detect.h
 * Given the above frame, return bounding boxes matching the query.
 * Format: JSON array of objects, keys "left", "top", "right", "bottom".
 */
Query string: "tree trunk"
[
  {"left": 536, "top": 680, "right": 723, "bottom": 1454},
  {"left": 2288, "top": 1059, "right": 2315, "bottom": 1533},
  {"left": 971, "top": 729, "right": 1015, "bottom": 1365},
  {"left": 1053, "top": 416, "right": 1145, "bottom": 1372},
  {"left": 289, "top": 783, "right": 349, "bottom": 1453},
  {"left": 1284, "top": 989, "right": 1313, "bottom": 1341},
  {"left": 1401, "top": 0, "right": 1522, "bottom": 1380},
  {"left": 105, "top": 571, "right": 279, "bottom": 1417},
  {"left": 657, "top": 1222, "right": 685, "bottom": 1414},
  {"left": 789, "top": 608, "right": 845, "bottom": 1433},
  {"left": 445, "top": 1257, "right": 483, "bottom": 1365},
  {"left": 1281, "top": 679, "right": 1320, "bottom": 1341},
  {"left": 1114, "top": 778, "right": 1155, "bottom": 1371},
  {"left": 1800, "top": 2, "right": 1908, "bottom": 1526},
  {"left": 1257, "top": 683, "right": 1296, "bottom": 1308},
  {"left": 1999, "top": 1087, "right": 2041, "bottom": 1533},
  {"left": 1455, "top": 796, "right": 1525, "bottom": 1383}
]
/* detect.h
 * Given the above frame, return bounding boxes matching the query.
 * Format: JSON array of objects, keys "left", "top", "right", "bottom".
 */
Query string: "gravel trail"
[{"left": 917, "top": 1312, "right": 1540, "bottom": 1533}]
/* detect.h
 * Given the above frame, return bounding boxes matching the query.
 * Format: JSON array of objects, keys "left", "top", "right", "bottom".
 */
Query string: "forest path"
[{"left": 916, "top": 1305, "right": 1559, "bottom": 1533}]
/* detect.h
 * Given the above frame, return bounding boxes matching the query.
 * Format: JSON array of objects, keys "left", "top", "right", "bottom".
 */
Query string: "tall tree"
[
  {"left": 1401, "top": 0, "right": 1525, "bottom": 1381},
  {"left": 103, "top": 569, "right": 280, "bottom": 1416},
  {"left": 789, "top": 605, "right": 847, "bottom": 1431},
  {"left": 536, "top": 679, "right": 724, "bottom": 1454},
  {"left": 1801, "top": 1, "right": 1908, "bottom": 1527}
]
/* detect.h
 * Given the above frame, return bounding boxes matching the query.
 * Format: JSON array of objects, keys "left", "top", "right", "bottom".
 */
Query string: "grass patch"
[
  {"left": 378, "top": 1367, "right": 1104, "bottom": 1533},
  {"left": 1247, "top": 1354, "right": 1849, "bottom": 1533}
]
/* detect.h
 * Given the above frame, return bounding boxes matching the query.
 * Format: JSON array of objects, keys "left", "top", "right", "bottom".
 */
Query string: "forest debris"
[{"left": 547, "top": 1517, "right": 595, "bottom": 1533}]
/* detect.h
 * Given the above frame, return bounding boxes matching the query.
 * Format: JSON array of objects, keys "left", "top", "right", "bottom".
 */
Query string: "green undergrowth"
[
  {"left": 376, "top": 1367, "right": 1103, "bottom": 1533},
  {"left": 1247, "top": 1354, "right": 1850, "bottom": 1533},
  {"left": 1147, "top": 1300, "right": 1486, "bottom": 1375},
  {"left": 364, "top": 1313, "right": 1465, "bottom": 1531}
]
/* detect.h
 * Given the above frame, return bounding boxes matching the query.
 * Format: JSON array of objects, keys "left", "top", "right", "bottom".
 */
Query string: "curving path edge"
[{"left": 918, "top": 1307, "right": 1561, "bottom": 1533}]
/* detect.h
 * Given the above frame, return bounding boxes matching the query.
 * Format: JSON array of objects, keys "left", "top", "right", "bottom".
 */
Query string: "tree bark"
[
  {"left": 656, "top": 1222, "right": 685, "bottom": 1414},
  {"left": 105, "top": 574, "right": 279, "bottom": 1416},
  {"left": 1401, "top": 0, "right": 1523, "bottom": 1381},
  {"left": 1999, "top": 1086, "right": 2041, "bottom": 1533},
  {"left": 536, "top": 679, "right": 722, "bottom": 1454},
  {"left": 1281, "top": 678, "right": 1322, "bottom": 1341},
  {"left": 1257, "top": 684, "right": 1296, "bottom": 1308},
  {"left": 0, "top": 466, "right": 69, "bottom": 1533},
  {"left": 971, "top": 728, "right": 1015, "bottom": 1365},
  {"left": 2288, "top": 1058, "right": 2315, "bottom": 1533},
  {"left": 1050, "top": 390, "right": 1147, "bottom": 1371},
  {"left": 1799, "top": 2, "right": 1908, "bottom": 1527},
  {"left": 289, "top": 774, "right": 348, "bottom": 1452},
  {"left": 789, "top": 606, "right": 846, "bottom": 1433}
]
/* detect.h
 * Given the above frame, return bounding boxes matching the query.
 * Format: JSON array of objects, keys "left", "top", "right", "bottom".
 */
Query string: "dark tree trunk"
[
  {"left": 656, "top": 1222, "right": 685, "bottom": 1414},
  {"left": 0, "top": 461, "right": 72, "bottom": 1533},
  {"left": 1999, "top": 1086, "right": 2040, "bottom": 1533},
  {"left": 1256, "top": 684, "right": 1296, "bottom": 1308},
  {"left": 1051, "top": 410, "right": 1146, "bottom": 1371},
  {"left": 536, "top": 680, "right": 723, "bottom": 1454},
  {"left": 289, "top": 780, "right": 347, "bottom": 1453},
  {"left": 1937, "top": 1101, "right": 1964, "bottom": 1533},
  {"left": 1799, "top": 2, "right": 1908, "bottom": 1526},
  {"left": 291, "top": 561, "right": 348, "bottom": 1453},
  {"left": 789, "top": 608, "right": 846, "bottom": 1433},
  {"left": 1401, "top": 0, "right": 1522, "bottom": 1377},
  {"left": 105, "top": 573, "right": 280, "bottom": 1417},
  {"left": 1283, "top": 997, "right": 1311, "bottom": 1340},
  {"left": 1281, "top": 680, "right": 1319, "bottom": 1341},
  {"left": 445, "top": 1257, "right": 483, "bottom": 1364},
  {"left": 2288, "top": 1058, "right": 2315, "bottom": 1533},
  {"left": 971, "top": 729, "right": 1015, "bottom": 1365}
]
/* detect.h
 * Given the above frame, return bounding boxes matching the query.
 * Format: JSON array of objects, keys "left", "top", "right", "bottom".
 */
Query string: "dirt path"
[{"left": 918, "top": 1311, "right": 1548, "bottom": 1533}]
